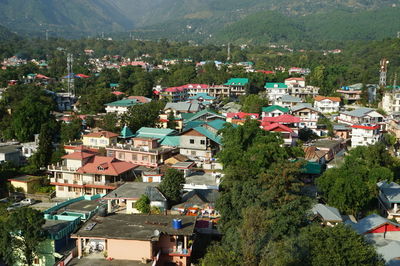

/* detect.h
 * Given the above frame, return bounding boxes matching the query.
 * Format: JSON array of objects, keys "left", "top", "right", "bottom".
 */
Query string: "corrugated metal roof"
[
  {"left": 262, "top": 105, "right": 289, "bottom": 113},
  {"left": 265, "top": 82, "right": 287, "bottom": 89},
  {"left": 281, "top": 95, "right": 302, "bottom": 103},
  {"left": 224, "top": 78, "right": 249, "bottom": 86},
  {"left": 378, "top": 181, "right": 400, "bottom": 203},
  {"left": 351, "top": 214, "right": 400, "bottom": 234},
  {"left": 311, "top": 203, "right": 342, "bottom": 222}
]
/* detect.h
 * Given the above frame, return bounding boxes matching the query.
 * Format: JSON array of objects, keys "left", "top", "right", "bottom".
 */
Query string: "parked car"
[{"left": 20, "top": 198, "right": 36, "bottom": 206}]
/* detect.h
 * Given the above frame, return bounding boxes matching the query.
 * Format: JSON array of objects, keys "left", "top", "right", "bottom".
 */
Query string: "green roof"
[
  {"left": 188, "top": 93, "right": 216, "bottom": 100},
  {"left": 110, "top": 83, "right": 119, "bottom": 87},
  {"left": 136, "top": 127, "right": 177, "bottom": 142},
  {"left": 224, "top": 78, "right": 249, "bottom": 86},
  {"left": 264, "top": 83, "right": 287, "bottom": 89},
  {"left": 262, "top": 105, "right": 290, "bottom": 113},
  {"left": 105, "top": 99, "right": 138, "bottom": 107},
  {"left": 302, "top": 161, "right": 323, "bottom": 175},
  {"left": 160, "top": 136, "right": 180, "bottom": 147},
  {"left": 120, "top": 125, "right": 134, "bottom": 138},
  {"left": 183, "top": 121, "right": 206, "bottom": 131},
  {"left": 206, "top": 119, "right": 227, "bottom": 131},
  {"left": 191, "top": 127, "right": 222, "bottom": 145}
]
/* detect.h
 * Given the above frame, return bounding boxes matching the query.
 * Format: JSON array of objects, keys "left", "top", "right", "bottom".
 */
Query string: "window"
[
  {"left": 118, "top": 153, "right": 125, "bottom": 160},
  {"left": 34, "top": 257, "right": 39, "bottom": 264},
  {"left": 132, "top": 154, "right": 137, "bottom": 161},
  {"left": 58, "top": 186, "right": 64, "bottom": 191},
  {"left": 132, "top": 202, "right": 135, "bottom": 209},
  {"left": 191, "top": 151, "right": 196, "bottom": 156},
  {"left": 200, "top": 140, "right": 205, "bottom": 145},
  {"left": 143, "top": 156, "right": 148, "bottom": 162},
  {"left": 94, "top": 175, "right": 102, "bottom": 182},
  {"left": 190, "top": 139, "right": 195, "bottom": 144}
]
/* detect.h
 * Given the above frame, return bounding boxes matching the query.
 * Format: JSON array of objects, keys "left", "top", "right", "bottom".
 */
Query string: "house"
[
  {"left": 349, "top": 214, "right": 400, "bottom": 240},
  {"left": 106, "top": 137, "right": 178, "bottom": 168},
  {"left": 377, "top": 181, "right": 400, "bottom": 222},
  {"left": 105, "top": 98, "right": 141, "bottom": 115},
  {"left": 103, "top": 182, "right": 167, "bottom": 213},
  {"left": 183, "top": 84, "right": 210, "bottom": 97},
  {"left": 188, "top": 93, "right": 216, "bottom": 105},
  {"left": 48, "top": 151, "right": 137, "bottom": 198},
  {"left": 311, "top": 203, "right": 343, "bottom": 226},
  {"left": 265, "top": 83, "right": 288, "bottom": 102},
  {"left": 172, "top": 189, "right": 220, "bottom": 218},
  {"left": 288, "top": 67, "right": 310, "bottom": 75},
  {"left": 260, "top": 114, "right": 301, "bottom": 130},
  {"left": 333, "top": 124, "right": 352, "bottom": 139},
  {"left": 224, "top": 78, "right": 249, "bottom": 97},
  {"left": 208, "top": 85, "right": 231, "bottom": 98},
  {"left": 285, "top": 78, "right": 320, "bottom": 100},
  {"left": 21, "top": 134, "right": 39, "bottom": 158},
  {"left": 159, "top": 102, "right": 201, "bottom": 130},
  {"left": 351, "top": 124, "right": 381, "bottom": 148},
  {"left": 261, "top": 123, "right": 298, "bottom": 146},
  {"left": 382, "top": 90, "right": 400, "bottom": 114},
  {"left": 309, "top": 139, "right": 346, "bottom": 162},
  {"left": 314, "top": 96, "right": 341, "bottom": 113},
  {"left": 127, "top": 96, "right": 152, "bottom": 104},
  {"left": 274, "top": 95, "right": 303, "bottom": 108},
  {"left": 8, "top": 175, "right": 42, "bottom": 194},
  {"left": 171, "top": 161, "right": 196, "bottom": 178},
  {"left": 142, "top": 169, "right": 164, "bottom": 183},
  {"left": 336, "top": 83, "right": 363, "bottom": 102},
  {"left": 303, "top": 146, "right": 328, "bottom": 165},
  {"left": 261, "top": 105, "right": 290, "bottom": 118},
  {"left": 291, "top": 103, "right": 320, "bottom": 132},
  {"left": 226, "top": 112, "right": 259, "bottom": 125},
  {"left": 135, "top": 127, "right": 177, "bottom": 143},
  {"left": 160, "top": 86, "right": 188, "bottom": 102},
  {"left": 285, "top": 77, "right": 306, "bottom": 88},
  {"left": 82, "top": 131, "right": 118, "bottom": 148},
  {"left": 72, "top": 214, "right": 196, "bottom": 265},
  {"left": 0, "top": 144, "right": 22, "bottom": 166},
  {"left": 338, "top": 107, "right": 384, "bottom": 126},
  {"left": 182, "top": 109, "right": 225, "bottom": 127}
]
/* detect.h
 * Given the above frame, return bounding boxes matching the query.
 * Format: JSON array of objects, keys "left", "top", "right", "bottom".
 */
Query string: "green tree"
[
  {"left": 166, "top": 112, "right": 178, "bottom": 129},
  {"left": 122, "top": 101, "right": 165, "bottom": 133},
  {"left": 240, "top": 94, "right": 268, "bottom": 113},
  {"left": 135, "top": 194, "right": 151, "bottom": 214},
  {"left": 31, "top": 122, "right": 56, "bottom": 169},
  {"left": 60, "top": 118, "right": 82, "bottom": 143},
  {"left": 298, "top": 128, "right": 319, "bottom": 142},
  {"left": 159, "top": 169, "right": 185, "bottom": 205}
]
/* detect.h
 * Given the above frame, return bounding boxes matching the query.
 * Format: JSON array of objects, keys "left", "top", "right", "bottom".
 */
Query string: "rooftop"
[
  {"left": 57, "top": 198, "right": 102, "bottom": 215},
  {"left": 265, "top": 82, "right": 287, "bottom": 89},
  {"left": 311, "top": 203, "right": 342, "bottom": 222},
  {"left": 8, "top": 175, "right": 41, "bottom": 183},
  {"left": 262, "top": 105, "right": 289, "bottom": 113},
  {"left": 224, "top": 78, "right": 249, "bottom": 86},
  {"left": 73, "top": 214, "right": 196, "bottom": 240},
  {"left": 105, "top": 99, "right": 139, "bottom": 107},
  {"left": 84, "top": 131, "right": 119, "bottom": 138},
  {"left": 103, "top": 182, "right": 166, "bottom": 201},
  {"left": 350, "top": 214, "right": 400, "bottom": 235},
  {"left": 377, "top": 181, "right": 400, "bottom": 203}
]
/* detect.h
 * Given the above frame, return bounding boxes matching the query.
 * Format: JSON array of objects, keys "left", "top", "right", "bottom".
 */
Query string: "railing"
[{"left": 48, "top": 165, "right": 79, "bottom": 172}]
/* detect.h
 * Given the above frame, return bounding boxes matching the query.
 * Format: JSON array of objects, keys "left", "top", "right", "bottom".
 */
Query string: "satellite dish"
[{"left": 153, "top": 230, "right": 160, "bottom": 237}]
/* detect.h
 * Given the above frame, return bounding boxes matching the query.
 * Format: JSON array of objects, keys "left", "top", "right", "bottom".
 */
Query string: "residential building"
[
  {"left": 188, "top": 93, "right": 216, "bottom": 106},
  {"left": 274, "top": 95, "right": 303, "bottom": 108},
  {"left": 172, "top": 189, "right": 220, "bottom": 218},
  {"left": 159, "top": 102, "right": 201, "bottom": 130},
  {"left": 351, "top": 124, "right": 381, "bottom": 147},
  {"left": 127, "top": 96, "right": 152, "bottom": 104},
  {"left": 311, "top": 203, "right": 343, "bottom": 226},
  {"left": 106, "top": 137, "right": 178, "bottom": 168},
  {"left": 291, "top": 103, "right": 320, "bottom": 131},
  {"left": 224, "top": 78, "right": 249, "bottom": 97},
  {"left": 333, "top": 124, "right": 352, "bottom": 139},
  {"left": 182, "top": 109, "right": 226, "bottom": 129},
  {"left": 336, "top": 83, "right": 362, "bottom": 102},
  {"left": 265, "top": 83, "right": 288, "bottom": 102},
  {"left": 261, "top": 105, "right": 289, "bottom": 118},
  {"left": 314, "top": 96, "right": 341, "bottom": 113},
  {"left": 105, "top": 98, "right": 141, "bottom": 115},
  {"left": 0, "top": 144, "right": 22, "bottom": 166},
  {"left": 261, "top": 123, "right": 298, "bottom": 146},
  {"left": 82, "top": 131, "right": 118, "bottom": 148},
  {"left": 260, "top": 114, "right": 301, "bottom": 131},
  {"left": 309, "top": 139, "right": 346, "bottom": 162},
  {"left": 104, "top": 182, "right": 167, "bottom": 213},
  {"left": 8, "top": 175, "right": 42, "bottom": 194},
  {"left": 338, "top": 107, "right": 384, "bottom": 126},
  {"left": 226, "top": 112, "right": 259, "bottom": 125},
  {"left": 377, "top": 181, "right": 400, "bottom": 222},
  {"left": 72, "top": 214, "right": 196, "bottom": 265},
  {"left": 48, "top": 151, "right": 136, "bottom": 198},
  {"left": 350, "top": 214, "right": 400, "bottom": 240},
  {"left": 285, "top": 77, "right": 306, "bottom": 88},
  {"left": 288, "top": 67, "right": 310, "bottom": 75},
  {"left": 160, "top": 86, "right": 188, "bottom": 102},
  {"left": 21, "top": 134, "right": 39, "bottom": 158},
  {"left": 382, "top": 90, "right": 400, "bottom": 114},
  {"left": 285, "top": 78, "right": 320, "bottom": 100},
  {"left": 183, "top": 84, "right": 210, "bottom": 97},
  {"left": 303, "top": 146, "right": 328, "bottom": 165},
  {"left": 208, "top": 85, "right": 231, "bottom": 98},
  {"left": 135, "top": 127, "right": 177, "bottom": 143}
]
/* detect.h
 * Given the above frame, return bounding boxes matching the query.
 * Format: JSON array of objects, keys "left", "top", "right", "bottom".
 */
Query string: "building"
[
  {"left": 285, "top": 77, "right": 306, "bottom": 88},
  {"left": 350, "top": 214, "right": 400, "bottom": 240},
  {"left": 261, "top": 123, "right": 298, "bottom": 146},
  {"left": 284, "top": 78, "right": 319, "bottom": 100},
  {"left": 105, "top": 98, "right": 141, "bottom": 115},
  {"left": 291, "top": 103, "right": 320, "bottom": 131},
  {"left": 265, "top": 83, "right": 288, "bottom": 102},
  {"left": 160, "top": 86, "right": 188, "bottom": 102},
  {"left": 48, "top": 151, "right": 136, "bottom": 198},
  {"left": 311, "top": 203, "right": 343, "bottom": 226},
  {"left": 274, "top": 95, "right": 303, "bottom": 108},
  {"left": 0, "top": 144, "right": 22, "bottom": 166},
  {"left": 336, "top": 83, "right": 362, "bottom": 102},
  {"left": 188, "top": 93, "right": 216, "bottom": 106},
  {"left": 382, "top": 90, "right": 400, "bottom": 114},
  {"left": 8, "top": 175, "right": 42, "bottom": 194},
  {"left": 260, "top": 114, "right": 301, "bottom": 131},
  {"left": 261, "top": 105, "right": 290, "bottom": 118},
  {"left": 338, "top": 107, "right": 384, "bottom": 126},
  {"left": 377, "top": 181, "right": 400, "bottom": 222},
  {"left": 224, "top": 78, "right": 249, "bottom": 97},
  {"left": 82, "top": 131, "right": 118, "bottom": 148},
  {"left": 106, "top": 137, "right": 178, "bottom": 168},
  {"left": 309, "top": 139, "right": 346, "bottom": 162},
  {"left": 103, "top": 182, "right": 167, "bottom": 213},
  {"left": 208, "top": 85, "right": 231, "bottom": 98},
  {"left": 226, "top": 112, "right": 259, "bottom": 125},
  {"left": 351, "top": 124, "right": 381, "bottom": 147},
  {"left": 172, "top": 189, "right": 220, "bottom": 218},
  {"left": 72, "top": 214, "right": 196, "bottom": 265},
  {"left": 21, "top": 134, "right": 39, "bottom": 158},
  {"left": 314, "top": 96, "right": 341, "bottom": 113},
  {"left": 159, "top": 102, "right": 201, "bottom": 130}
]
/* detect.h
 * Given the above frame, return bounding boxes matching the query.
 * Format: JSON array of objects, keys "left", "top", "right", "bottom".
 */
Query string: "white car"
[{"left": 20, "top": 198, "right": 36, "bottom": 205}]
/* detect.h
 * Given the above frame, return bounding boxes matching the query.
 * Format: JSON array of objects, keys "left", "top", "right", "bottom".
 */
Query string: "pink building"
[{"left": 72, "top": 214, "right": 196, "bottom": 265}]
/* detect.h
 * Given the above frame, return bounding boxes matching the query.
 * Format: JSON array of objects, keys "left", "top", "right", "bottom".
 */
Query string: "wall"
[{"left": 107, "top": 239, "right": 152, "bottom": 261}]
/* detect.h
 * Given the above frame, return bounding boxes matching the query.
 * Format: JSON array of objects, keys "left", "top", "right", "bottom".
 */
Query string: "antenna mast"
[
  {"left": 67, "top": 53, "right": 74, "bottom": 96},
  {"left": 379, "top": 58, "right": 389, "bottom": 88},
  {"left": 227, "top": 43, "right": 231, "bottom": 61}
]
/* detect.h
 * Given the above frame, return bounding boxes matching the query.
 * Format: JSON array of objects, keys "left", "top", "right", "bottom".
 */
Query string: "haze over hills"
[{"left": 0, "top": 0, "right": 399, "bottom": 43}]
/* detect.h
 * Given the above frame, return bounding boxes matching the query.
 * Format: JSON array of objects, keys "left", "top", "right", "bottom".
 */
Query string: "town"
[{"left": 0, "top": 38, "right": 399, "bottom": 266}]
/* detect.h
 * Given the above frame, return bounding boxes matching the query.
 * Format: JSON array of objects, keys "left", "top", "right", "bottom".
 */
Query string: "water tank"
[
  {"left": 98, "top": 206, "right": 107, "bottom": 217},
  {"left": 172, "top": 219, "right": 182, "bottom": 229}
]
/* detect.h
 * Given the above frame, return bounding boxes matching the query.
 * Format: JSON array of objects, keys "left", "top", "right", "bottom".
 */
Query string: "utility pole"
[
  {"left": 227, "top": 43, "right": 231, "bottom": 62},
  {"left": 379, "top": 58, "right": 389, "bottom": 88},
  {"left": 67, "top": 53, "right": 74, "bottom": 96}
]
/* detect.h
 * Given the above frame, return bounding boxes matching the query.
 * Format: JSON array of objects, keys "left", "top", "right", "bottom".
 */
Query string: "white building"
[
  {"left": 351, "top": 124, "right": 381, "bottom": 148},
  {"left": 291, "top": 103, "right": 320, "bottom": 131},
  {"left": 314, "top": 96, "right": 341, "bottom": 113},
  {"left": 265, "top": 83, "right": 288, "bottom": 102},
  {"left": 338, "top": 107, "right": 384, "bottom": 126},
  {"left": 105, "top": 99, "right": 139, "bottom": 115},
  {"left": 381, "top": 91, "right": 400, "bottom": 114}
]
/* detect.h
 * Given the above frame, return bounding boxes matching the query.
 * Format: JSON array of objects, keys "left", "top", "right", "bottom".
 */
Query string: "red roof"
[
  {"left": 314, "top": 96, "right": 341, "bottom": 102},
  {"left": 226, "top": 112, "right": 259, "bottom": 119},
  {"left": 164, "top": 83, "right": 209, "bottom": 93},
  {"left": 112, "top": 91, "right": 124, "bottom": 96},
  {"left": 262, "top": 123, "right": 294, "bottom": 133},
  {"left": 75, "top": 74, "right": 90, "bottom": 78},
  {"left": 261, "top": 114, "right": 300, "bottom": 124},
  {"left": 351, "top": 124, "right": 380, "bottom": 130},
  {"left": 36, "top": 74, "right": 51, "bottom": 79},
  {"left": 285, "top": 77, "right": 305, "bottom": 81},
  {"left": 257, "top": 70, "right": 275, "bottom": 74},
  {"left": 62, "top": 151, "right": 96, "bottom": 160},
  {"left": 63, "top": 145, "right": 99, "bottom": 154},
  {"left": 76, "top": 156, "right": 137, "bottom": 176},
  {"left": 84, "top": 131, "right": 119, "bottom": 138},
  {"left": 127, "top": 96, "right": 151, "bottom": 103}
]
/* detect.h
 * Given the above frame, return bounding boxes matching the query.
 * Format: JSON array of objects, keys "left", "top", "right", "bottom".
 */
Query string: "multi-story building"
[
  {"left": 291, "top": 103, "right": 320, "bottom": 131},
  {"left": 224, "top": 78, "right": 249, "bottom": 97},
  {"left": 106, "top": 137, "right": 178, "bottom": 168},
  {"left": 284, "top": 78, "right": 319, "bottom": 100},
  {"left": 350, "top": 124, "right": 381, "bottom": 148},
  {"left": 261, "top": 105, "right": 290, "bottom": 118},
  {"left": 314, "top": 96, "right": 341, "bottom": 113},
  {"left": 336, "top": 83, "right": 362, "bottom": 103},
  {"left": 82, "top": 131, "right": 118, "bottom": 148},
  {"left": 105, "top": 98, "right": 140, "bottom": 115},
  {"left": 382, "top": 90, "right": 400, "bottom": 114},
  {"left": 338, "top": 108, "right": 384, "bottom": 126},
  {"left": 48, "top": 151, "right": 136, "bottom": 198},
  {"left": 208, "top": 85, "right": 231, "bottom": 98},
  {"left": 274, "top": 95, "right": 303, "bottom": 108},
  {"left": 265, "top": 83, "right": 288, "bottom": 102},
  {"left": 160, "top": 86, "right": 188, "bottom": 102}
]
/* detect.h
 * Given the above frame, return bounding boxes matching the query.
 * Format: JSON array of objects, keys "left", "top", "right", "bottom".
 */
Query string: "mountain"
[
  {"left": 0, "top": 25, "right": 19, "bottom": 41},
  {"left": 0, "top": 0, "right": 133, "bottom": 38}
]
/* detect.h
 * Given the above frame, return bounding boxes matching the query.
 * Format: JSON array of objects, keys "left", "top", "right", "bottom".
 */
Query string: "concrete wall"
[
  {"left": 180, "top": 135, "right": 207, "bottom": 151},
  {"left": 107, "top": 239, "right": 152, "bottom": 261}
]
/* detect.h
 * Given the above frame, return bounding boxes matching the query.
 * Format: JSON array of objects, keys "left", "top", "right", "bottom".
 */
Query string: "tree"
[
  {"left": 298, "top": 128, "right": 319, "bottom": 142},
  {"left": 60, "top": 118, "right": 82, "bottom": 143},
  {"left": 0, "top": 208, "right": 45, "bottom": 265},
  {"left": 166, "top": 112, "right": 178, "bottom": 129},
  {"left": 159, "top": 169, "right": 185, "bottom": 205},
  {"left": 240, "top": 94, "right": 268, "bottom": 113},
  {"left": 31, "top": 122, "right": 56, "bottom": 169},
  {"left": 135, "top": 194, "right": 151, "bottom": 214},
  {"left": 122, "top": 101, "right": 165, "bottom": 133},
  {"left": 98, "top": 113, "right": 119, "bottom": 133}
]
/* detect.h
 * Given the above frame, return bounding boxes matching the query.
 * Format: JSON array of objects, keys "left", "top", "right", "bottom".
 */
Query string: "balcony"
[{"left": 48, "top": 165, "right": 79, "bottom": 172}]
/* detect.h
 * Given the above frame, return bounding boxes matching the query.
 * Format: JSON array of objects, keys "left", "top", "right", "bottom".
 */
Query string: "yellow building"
[
  {"left": 82, "top": 131, "right": 118, "bottom": 148},
  {"left": 8, "top": 175, "right": 42, "bottom": 194}
]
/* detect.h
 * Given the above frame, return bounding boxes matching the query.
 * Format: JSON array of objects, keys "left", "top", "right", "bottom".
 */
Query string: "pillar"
[
  {"left": 184, "top": 236, "right": 187, "bottom": 250},
  {"left": 394, "top": 203, "right": 398, "bottom": 213},
  {"left": 77, "top": 238, "right": 82, "bottom": 258},
  {"left": 107, "top": 200, "right": 112, "bottom": 213}
]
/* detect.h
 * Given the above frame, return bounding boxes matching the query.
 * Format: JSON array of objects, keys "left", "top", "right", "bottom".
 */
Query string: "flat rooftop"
[
  {"left": 73, "top": 214, "right": 196, "bottom": 240},
  {"left": 103, "top": 182, "right": 157, "bottom": 200},
  {"left": 8, "top": 175, "right": 41, "bottom": 183},
  {"left": 43, "top": 219, "right": 72, "bottom": 235},
  {"left": 57, "top": 199, "right": 101, "bottom": 214},
  {"left": 185, "top": 172, "right": 218, "bottom": 187}
]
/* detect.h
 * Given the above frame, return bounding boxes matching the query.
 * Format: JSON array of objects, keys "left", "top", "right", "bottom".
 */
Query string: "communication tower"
[
  {"left": 67, "top": 53, "right": 74, "bottom": 96},
  {"left": 379, "top": 58, "right": 389, "bottom": 87}
]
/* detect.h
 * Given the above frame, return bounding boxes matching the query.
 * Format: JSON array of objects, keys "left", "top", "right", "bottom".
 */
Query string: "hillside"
[
  {"left": 0, "top": 25, "right": 19, "bottom": 41},
  {"left": 0, "top": 0, "right": 133, "bottom": 38}
]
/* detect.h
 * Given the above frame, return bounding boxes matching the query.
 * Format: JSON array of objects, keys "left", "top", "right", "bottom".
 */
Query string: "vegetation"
[
  {"left": 159, "top": 169, "right": 185, "bottom": 206},
  {"left": 135, "top": 194, "right": 151, "bottom": 214}
]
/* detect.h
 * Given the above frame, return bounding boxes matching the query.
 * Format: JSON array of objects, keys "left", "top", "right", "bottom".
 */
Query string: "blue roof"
[
  {"left": 183, "top": 121, "right": 206, "bottom": 131},
  {"left": 160, "top": 136, "right": 180, "bottom": 147},
  {"left": 120, "top": 125, "right": 134, "bottom": 139},
  {"left": 206, "top": 119, "right": 227, "bottom": 131},
  {"left": 191, "top": 126, "right": 222, "bottom": 145},
  {"left": 188, "top": 93, "right": 216, "bottom": 100},
  {"left": 136, "top": 127, "right": 177, "bottom": 142}
]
